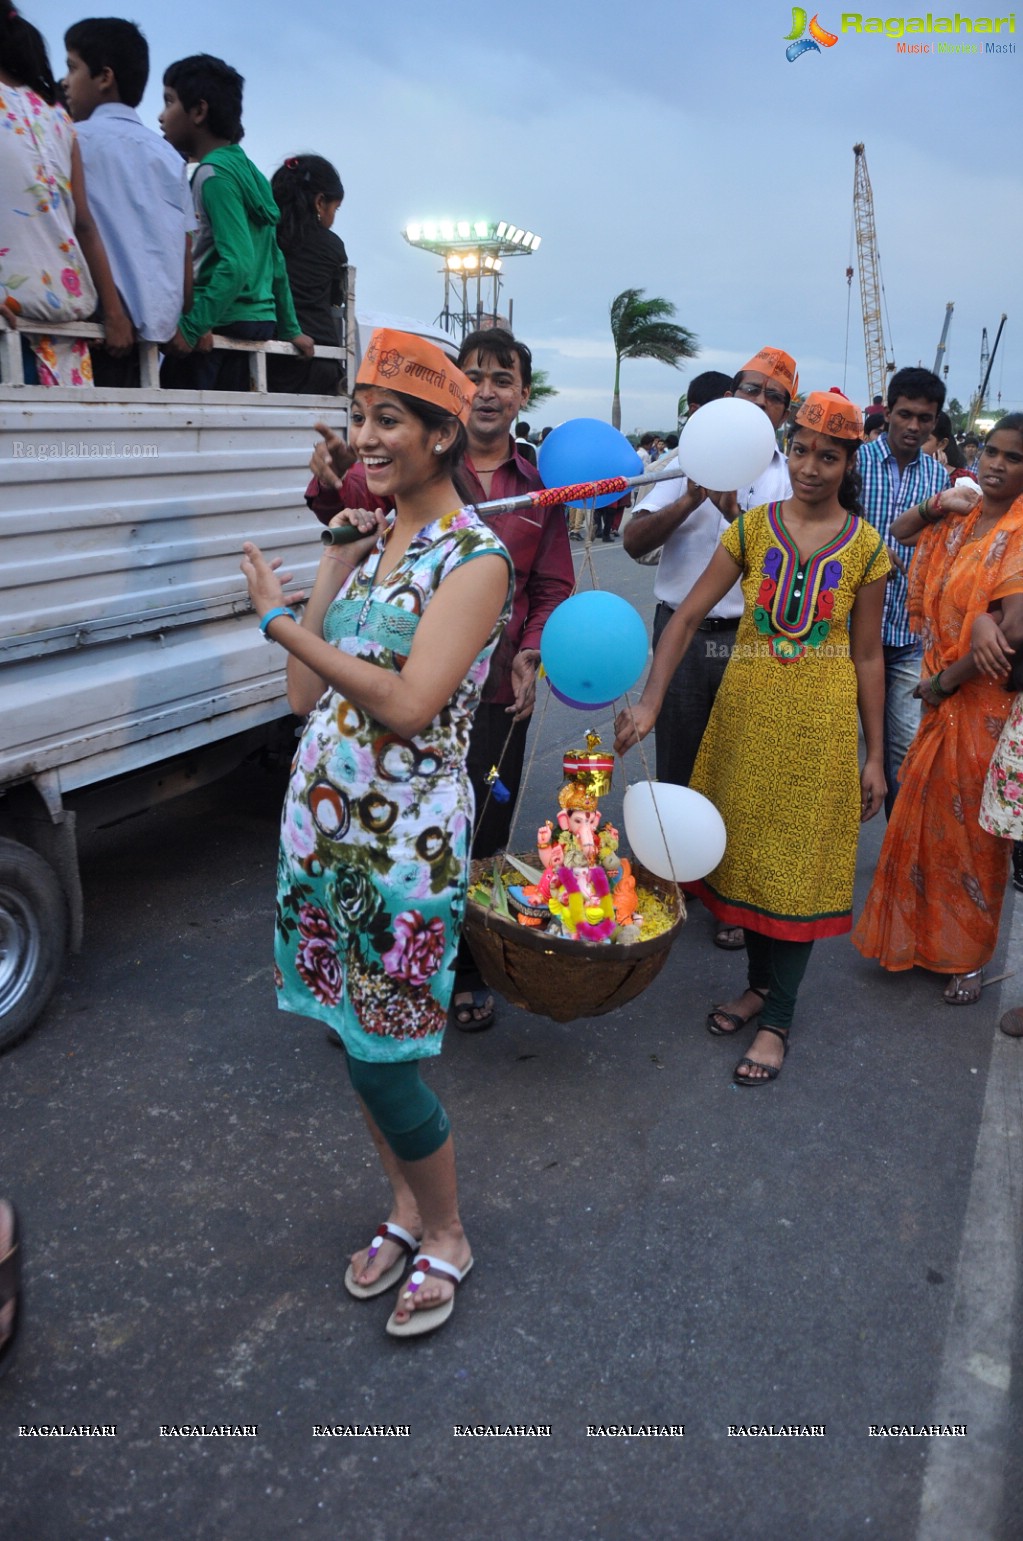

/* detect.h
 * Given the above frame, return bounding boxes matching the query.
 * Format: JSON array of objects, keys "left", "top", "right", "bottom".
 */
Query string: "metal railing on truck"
[{"left": 0, "top": 289, "right": 357, "bottom": 1051}]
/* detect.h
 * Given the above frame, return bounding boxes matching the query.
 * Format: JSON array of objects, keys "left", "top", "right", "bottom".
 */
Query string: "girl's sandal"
[
  {"left": 706, "top": 985, "right": 768, "bottom": 1037},
  {"left": 385, "top": 1254, "right": 473, "bottom": 1339},
  {"left": 344, "top": 1222, "right": 420, "bottom": 1299},
  {"left": 733, "top": 1025, "right": 789, "bottom": 1087}
]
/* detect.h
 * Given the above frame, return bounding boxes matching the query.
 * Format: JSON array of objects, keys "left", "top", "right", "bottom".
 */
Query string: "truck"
[{"left": 0, "top": 305, "right": 364, "bottom": 1049}]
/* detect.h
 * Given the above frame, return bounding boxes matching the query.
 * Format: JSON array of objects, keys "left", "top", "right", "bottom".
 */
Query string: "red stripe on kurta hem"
[{"left": 685, "top": 881, "right": 852, "bottom": 941}]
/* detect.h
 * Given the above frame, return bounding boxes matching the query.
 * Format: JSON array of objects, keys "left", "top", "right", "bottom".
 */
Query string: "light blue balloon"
[
  {"left": 537, "top": 419, "right": 643, "bottom": 509},
  {"left": 541, "top": 592, "right": 649, "bottom": 704}
]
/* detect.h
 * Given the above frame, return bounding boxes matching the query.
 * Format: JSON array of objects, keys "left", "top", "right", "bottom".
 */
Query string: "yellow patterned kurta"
[{"left": 687, "top": 503, "right": 890, "bottom": 940}]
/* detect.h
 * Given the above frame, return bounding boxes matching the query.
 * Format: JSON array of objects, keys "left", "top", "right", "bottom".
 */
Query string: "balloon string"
[
  {"left": 615, "top": 695, "right": 686, "bottom": 903},
  {"left": 576, "top": 496, "right": 687, "bottom": 899},
  {"left": 483, "top": 496, "right": 603, "bottom": 909},
  {"left": 479, "top": 494, "right": 685, "bottom": 917}
]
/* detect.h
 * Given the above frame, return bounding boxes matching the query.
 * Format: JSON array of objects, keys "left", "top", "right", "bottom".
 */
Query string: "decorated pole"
[{"left": 320, "top": 465, "right": 686, "bottom": 544}]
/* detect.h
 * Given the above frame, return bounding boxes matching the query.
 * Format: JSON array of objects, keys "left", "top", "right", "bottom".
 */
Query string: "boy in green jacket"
[{"left": 160, "top": 53, "right": 312, "bottom": 390}]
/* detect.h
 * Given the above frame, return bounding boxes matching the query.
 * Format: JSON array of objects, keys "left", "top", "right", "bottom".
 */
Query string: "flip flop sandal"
[
  {"left": 452, "top": 989, "right": 495, "bottom": 1032},
  {"left": 733, "top": 1025, "right": 788, "bottom": 1087},
  {"left": 0, "top": 1200, "right": 22, "bottom": 1381},
  {"left": 713, "top": 926, "right": 747, "bottom": 950},
  {"left": 943, "top": 969, "right": 984, "bottom": 1006},
  {"left": 385, "top": 1253, "right": 473, "bottom": 1339},
  {"left": 344, "top": 1222, "right": 420, "bottom": 1300},
  {"left": 706, "top": 985, "right": 768, "bottom": 1037}
]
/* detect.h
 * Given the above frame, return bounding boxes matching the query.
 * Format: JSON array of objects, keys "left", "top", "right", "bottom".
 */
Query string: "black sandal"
[
  {"left": 452, "top": 989, "right": 495, "bottom": 1033},
  {"left": 706, "top": 985, "right": 768, "bottom": 1037},
  {"left": 0, "top": 1200, "right": 22, "bottom": 1381},
  {"left": 733, "top": 1025, "right": 788, "bottom": 1087}
]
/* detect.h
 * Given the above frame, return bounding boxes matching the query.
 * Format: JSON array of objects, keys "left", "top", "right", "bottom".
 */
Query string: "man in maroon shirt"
[{"left": 304, "top": 328, "right": 574, "bottom": 1029}]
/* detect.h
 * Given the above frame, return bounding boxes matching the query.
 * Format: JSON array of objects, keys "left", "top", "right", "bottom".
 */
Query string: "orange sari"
[{"left": 853, "top": 496, "right": 1023, "bottom": 973}]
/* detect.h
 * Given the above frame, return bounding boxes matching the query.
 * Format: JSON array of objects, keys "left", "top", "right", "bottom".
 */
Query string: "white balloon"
[
  {"left": 677, "top": 397, "right": 777, "bottom": 492},
  {"left": 623, "top": 781, "right": 726, "bottom": 883}
]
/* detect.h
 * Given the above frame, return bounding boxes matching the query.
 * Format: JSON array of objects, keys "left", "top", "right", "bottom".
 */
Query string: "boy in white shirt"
[{"left": 63, "top": 17, "right": 194, "bottom": 385}]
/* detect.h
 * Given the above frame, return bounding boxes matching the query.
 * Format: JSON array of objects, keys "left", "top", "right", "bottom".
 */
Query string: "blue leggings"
[{"left": 345, "top": 1054, "right": 450, "bottom": 1162}]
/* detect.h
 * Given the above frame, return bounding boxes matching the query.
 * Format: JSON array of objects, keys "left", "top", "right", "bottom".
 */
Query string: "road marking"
[{"left": 917, "top": 897, "right": 1023, "bottom": 1541}]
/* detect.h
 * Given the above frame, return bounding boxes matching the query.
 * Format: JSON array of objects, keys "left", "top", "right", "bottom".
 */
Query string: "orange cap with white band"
[
  {"left": 738, "top": 346, "right": 799, "bottom": 398},
  {"left": 356, "top": 329, "right": 476, "bottom": 426},
  {"left": 795, "top": 388, "right": 864, "bottom": 441}
]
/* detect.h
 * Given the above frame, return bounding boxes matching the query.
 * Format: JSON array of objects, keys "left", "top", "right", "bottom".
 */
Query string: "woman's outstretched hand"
[{"left": 241, "top": 542, "right": 301, "bottom": 616}]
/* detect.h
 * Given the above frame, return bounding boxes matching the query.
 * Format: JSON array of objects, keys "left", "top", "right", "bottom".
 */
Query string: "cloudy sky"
[{"left": 42, "top": 0, "right": 1020, "bottom": 431}]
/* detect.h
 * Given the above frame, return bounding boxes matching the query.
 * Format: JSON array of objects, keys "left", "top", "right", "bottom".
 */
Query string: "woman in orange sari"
[{"left": 854, "top": 415, "right": 1023, "bottom": 1002}]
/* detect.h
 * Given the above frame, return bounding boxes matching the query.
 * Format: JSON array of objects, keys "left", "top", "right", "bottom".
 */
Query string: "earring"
[{"left": 434, "top": 444, "right": 444, "bottom": 454}]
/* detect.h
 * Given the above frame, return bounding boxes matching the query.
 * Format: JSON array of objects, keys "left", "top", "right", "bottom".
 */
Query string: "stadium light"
[{"left": 401, "top": 217, "right": 541, "bottom": 340}]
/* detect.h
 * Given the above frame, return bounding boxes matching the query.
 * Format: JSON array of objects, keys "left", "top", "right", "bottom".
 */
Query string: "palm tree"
[
  {"left": 609, "top": 289, "right": 698, "bottom": 430},
  {"left": 525, "top": 367, "right": 558, "bottom": 414}
]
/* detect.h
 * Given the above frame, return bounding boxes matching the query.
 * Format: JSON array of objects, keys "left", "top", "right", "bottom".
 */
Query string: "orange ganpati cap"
[
  {"left": 796, "top": 388, "right": 863, "bottom": 441},
  {"left": 356, "top": 328, "right": 475, "bottom": 425},
  {"left": 738, "top": 346, "right": 799, "bottom": 398}
]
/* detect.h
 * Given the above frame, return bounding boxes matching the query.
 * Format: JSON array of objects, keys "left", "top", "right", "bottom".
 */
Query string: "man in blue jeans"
[{"left": 857, "top": 368, "right": 950, "bottom": 816}]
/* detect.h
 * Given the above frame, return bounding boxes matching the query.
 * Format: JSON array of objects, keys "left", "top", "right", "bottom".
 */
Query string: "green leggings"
[
  {"left": 345, "top": 1054, "right": 450, "bottom": 1162},
  {"left": 745, "top": 931, "right": 814, "bottom": 1033}
]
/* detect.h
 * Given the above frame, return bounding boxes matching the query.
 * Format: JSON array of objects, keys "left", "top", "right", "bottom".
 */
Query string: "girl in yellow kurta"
[{"left": 615, "top": 392, "right": 889, "bottom": 1085}]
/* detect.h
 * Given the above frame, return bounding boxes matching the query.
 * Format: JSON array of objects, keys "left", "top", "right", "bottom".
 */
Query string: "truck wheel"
[{"left": 0, "top": 839, "right": 68, "bottom": 1052}]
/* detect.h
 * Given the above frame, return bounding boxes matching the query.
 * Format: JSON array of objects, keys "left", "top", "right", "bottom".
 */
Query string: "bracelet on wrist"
[
  {"left": 931, "top": 670, "right": 955, "bottom": 699},
  {"left": 259, "top": 605, "right": 297, "bottom": 638},
  {"left": 322, "top": 548, "right": 356, "bottom": 569}
]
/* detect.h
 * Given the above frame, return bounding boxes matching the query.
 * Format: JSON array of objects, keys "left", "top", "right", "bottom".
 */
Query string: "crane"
[
  {"left": 851, "top": 144, "right": 895, "bottom": 404},
  {"left": 933, "top": 302, "right": 954, "bottom": 378},
  {"left": 967, "top": 314, "right": 1008, "bottom": 431}
]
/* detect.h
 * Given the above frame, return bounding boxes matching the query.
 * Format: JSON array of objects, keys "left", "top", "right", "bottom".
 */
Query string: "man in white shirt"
[
  {"left": 63, "top": 18, "right": 194, "bottom": 386},
  {"left": 624, "top": 346, "right": 797, "bottom": 949}
]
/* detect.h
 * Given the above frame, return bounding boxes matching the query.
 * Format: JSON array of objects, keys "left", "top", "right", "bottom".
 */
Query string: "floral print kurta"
[
  {"left": 980, "top": 692, "right": 1023, "bottom": 839},
  {"left": 274, "top": 508, "right": 512, "bottom": 1062},
  {"left": 0, "top": 83, "right": 97, "bottom": 385}
]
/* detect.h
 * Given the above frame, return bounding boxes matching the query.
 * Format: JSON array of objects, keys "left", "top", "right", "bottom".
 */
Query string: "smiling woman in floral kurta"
[
  {"left": 274, "top": 506, "right": 508, "bottom": 1059},
  {"left": 242, "top": 331, "right": 512, "bottom": 1342}
]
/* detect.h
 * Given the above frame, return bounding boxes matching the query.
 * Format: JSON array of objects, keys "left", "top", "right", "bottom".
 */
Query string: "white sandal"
[
  {"left": 385, "top": 1252, "right": 473, "bottom": 1338},
  {"left": 344, "top": 1221, "right": 420, "bottom": 1299}
]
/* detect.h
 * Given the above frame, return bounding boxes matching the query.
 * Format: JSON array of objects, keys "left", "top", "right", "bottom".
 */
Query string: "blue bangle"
[{"left": 259, "top": 605, "right": 297, "bottom": 638}]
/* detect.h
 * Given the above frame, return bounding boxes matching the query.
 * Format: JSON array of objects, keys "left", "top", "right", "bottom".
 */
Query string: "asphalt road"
[{"left": 2, "top": 542, "right": 1021, "bottom": 1541}]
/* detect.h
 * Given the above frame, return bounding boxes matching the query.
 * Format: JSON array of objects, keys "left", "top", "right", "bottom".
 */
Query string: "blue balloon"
[
  {"left": 548, "top": 679, "right": 612, "bottom": 711},
  {"left": 541, "top": 592, "right": 649, "bottom": 705},
  {"left": 537, "top": 419, "right": 643, "bottom": 509}
]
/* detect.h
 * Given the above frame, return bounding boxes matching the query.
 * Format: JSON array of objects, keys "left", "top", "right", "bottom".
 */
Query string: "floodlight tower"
[{"left": 401, "top": 219, "right": 542, "bottom": 341}]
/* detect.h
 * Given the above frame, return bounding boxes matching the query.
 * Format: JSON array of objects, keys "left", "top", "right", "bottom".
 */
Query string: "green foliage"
[
  {"left": 609, "top": 288, "right": 698, "bottom": 429},
  {"left": 526, "top": 367, "right": 558, "bottom": 413},
  {"left": 947, "top": 397, "right": 966, "bottom": 435}
]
